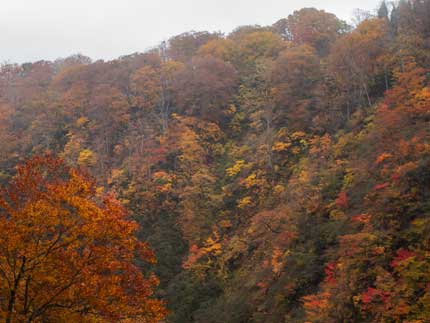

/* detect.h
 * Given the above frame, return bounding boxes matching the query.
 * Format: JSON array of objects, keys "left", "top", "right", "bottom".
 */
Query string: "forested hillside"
[{"left": 1, "top": 1, "right": 430, "bottom": 322}]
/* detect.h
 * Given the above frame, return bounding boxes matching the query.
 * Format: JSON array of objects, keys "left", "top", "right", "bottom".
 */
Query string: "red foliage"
[
  {"left": 335, "top": 191, "right": 349, "bottom": 209},
  {"left": 351, "top": 214, "right": 372, "bottom": 224},
  {"left": 361, "top": 287, "right": 390, "bottom": 304},
  {"left": 373, "top": 183, "right": 390, "bottom": 191},
  {"left": 390, "top": 248, "right": 417, "bottom": 268},
  {"left": 324, "top": 262, "right": 337, "bottom": 285},
  {"left": 182, "top": 244, "right": 206, "bottom": 269},
  {"left": 391, "top": 173, "right": 401, "bottom": 182}
]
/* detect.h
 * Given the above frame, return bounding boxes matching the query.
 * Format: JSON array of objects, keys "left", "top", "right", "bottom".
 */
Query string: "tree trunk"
[{"left": 6, "top": 257, "right": 26, "bottom": 323}]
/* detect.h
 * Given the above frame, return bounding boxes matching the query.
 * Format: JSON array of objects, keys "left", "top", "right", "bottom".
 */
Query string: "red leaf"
[{"left": 335, "top": 192, "right": 349, "bottom": 209}]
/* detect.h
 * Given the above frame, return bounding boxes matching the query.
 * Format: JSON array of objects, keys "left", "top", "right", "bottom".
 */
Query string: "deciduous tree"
[{"left": 0, "top": 156, "right": 166, "bottom": 322}]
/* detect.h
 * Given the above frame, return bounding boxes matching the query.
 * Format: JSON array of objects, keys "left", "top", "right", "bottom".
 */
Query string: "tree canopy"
[{"left": 1, "top": 1, "right": 430, "bottom": 322}]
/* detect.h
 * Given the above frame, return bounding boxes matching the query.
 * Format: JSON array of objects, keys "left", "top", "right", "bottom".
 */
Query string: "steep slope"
[{"left": 1, "top": 1, "right": 430, "bottom": 322}]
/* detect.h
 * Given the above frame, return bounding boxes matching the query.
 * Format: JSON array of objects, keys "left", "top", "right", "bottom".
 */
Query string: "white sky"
[{"left": 0, "top": 0, "right": 381, "bottom": 63}]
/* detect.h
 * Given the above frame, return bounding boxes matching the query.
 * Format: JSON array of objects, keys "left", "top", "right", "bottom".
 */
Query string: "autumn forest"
[{"left": 1, "top": 0, "right": 430, "bottom": 322}]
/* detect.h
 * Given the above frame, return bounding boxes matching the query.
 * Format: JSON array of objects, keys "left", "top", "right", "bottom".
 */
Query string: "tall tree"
[
  {"left": 173, "top": 55, "right": 238, "bottom": 122},
  {"left": 273, "top": 8, "right": 348, "bottom": 56}
]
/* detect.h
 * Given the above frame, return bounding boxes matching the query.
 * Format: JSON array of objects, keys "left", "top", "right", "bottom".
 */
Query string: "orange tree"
[{"left": 0, "top": 155, "right": 166, "bottom": 323}]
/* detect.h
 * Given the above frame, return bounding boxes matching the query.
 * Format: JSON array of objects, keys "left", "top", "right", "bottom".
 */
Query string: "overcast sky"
[{"left": 0, "top": 0, "right": 381, "bottom": 63}]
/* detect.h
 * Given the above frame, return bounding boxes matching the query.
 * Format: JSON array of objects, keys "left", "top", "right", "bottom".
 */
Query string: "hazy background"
[{"left": 0, "top": 0, "right": 381, "bottom": 63}]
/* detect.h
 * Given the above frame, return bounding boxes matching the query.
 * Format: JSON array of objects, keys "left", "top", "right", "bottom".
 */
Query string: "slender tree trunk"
[
  {"left": 6, "top": 257, "right": 26, "bottom": 323},
  {"left": 363, "top": 83, "right": 372, "bottom": 107},
  {"left": 384, "top": 67, "right": 389, "bottom": 91}
]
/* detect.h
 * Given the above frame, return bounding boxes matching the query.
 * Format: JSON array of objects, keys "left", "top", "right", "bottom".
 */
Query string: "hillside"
[{"left": 1, "top": 1, "right": 430, "bottom": 322}]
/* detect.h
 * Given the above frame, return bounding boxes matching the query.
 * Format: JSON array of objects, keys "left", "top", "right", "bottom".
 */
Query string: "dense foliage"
[
  {"left": 1, "top": 1, "right": 430, "bottom": 321},
  {"left": 0, "top": 156, "right": 166, "bottom": 322}
]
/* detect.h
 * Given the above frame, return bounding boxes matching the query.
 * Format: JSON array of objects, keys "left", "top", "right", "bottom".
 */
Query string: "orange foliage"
[
  {"left": 302, "top": 292, "right": 330, "bottom": 321},
  {"left": 0, "top": 156, "right": 166, "bottom": 322}
]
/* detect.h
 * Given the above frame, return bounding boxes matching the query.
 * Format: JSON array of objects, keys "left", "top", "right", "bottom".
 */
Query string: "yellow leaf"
[
  {"left": 238, "top": 196, "right": 252, "bottom": 209},
  {"left": 226, "top": 160, "right": 246, "bottom": 177},
  {"left": 272, "top": 141, "right": 292, "bottom": 152}
]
